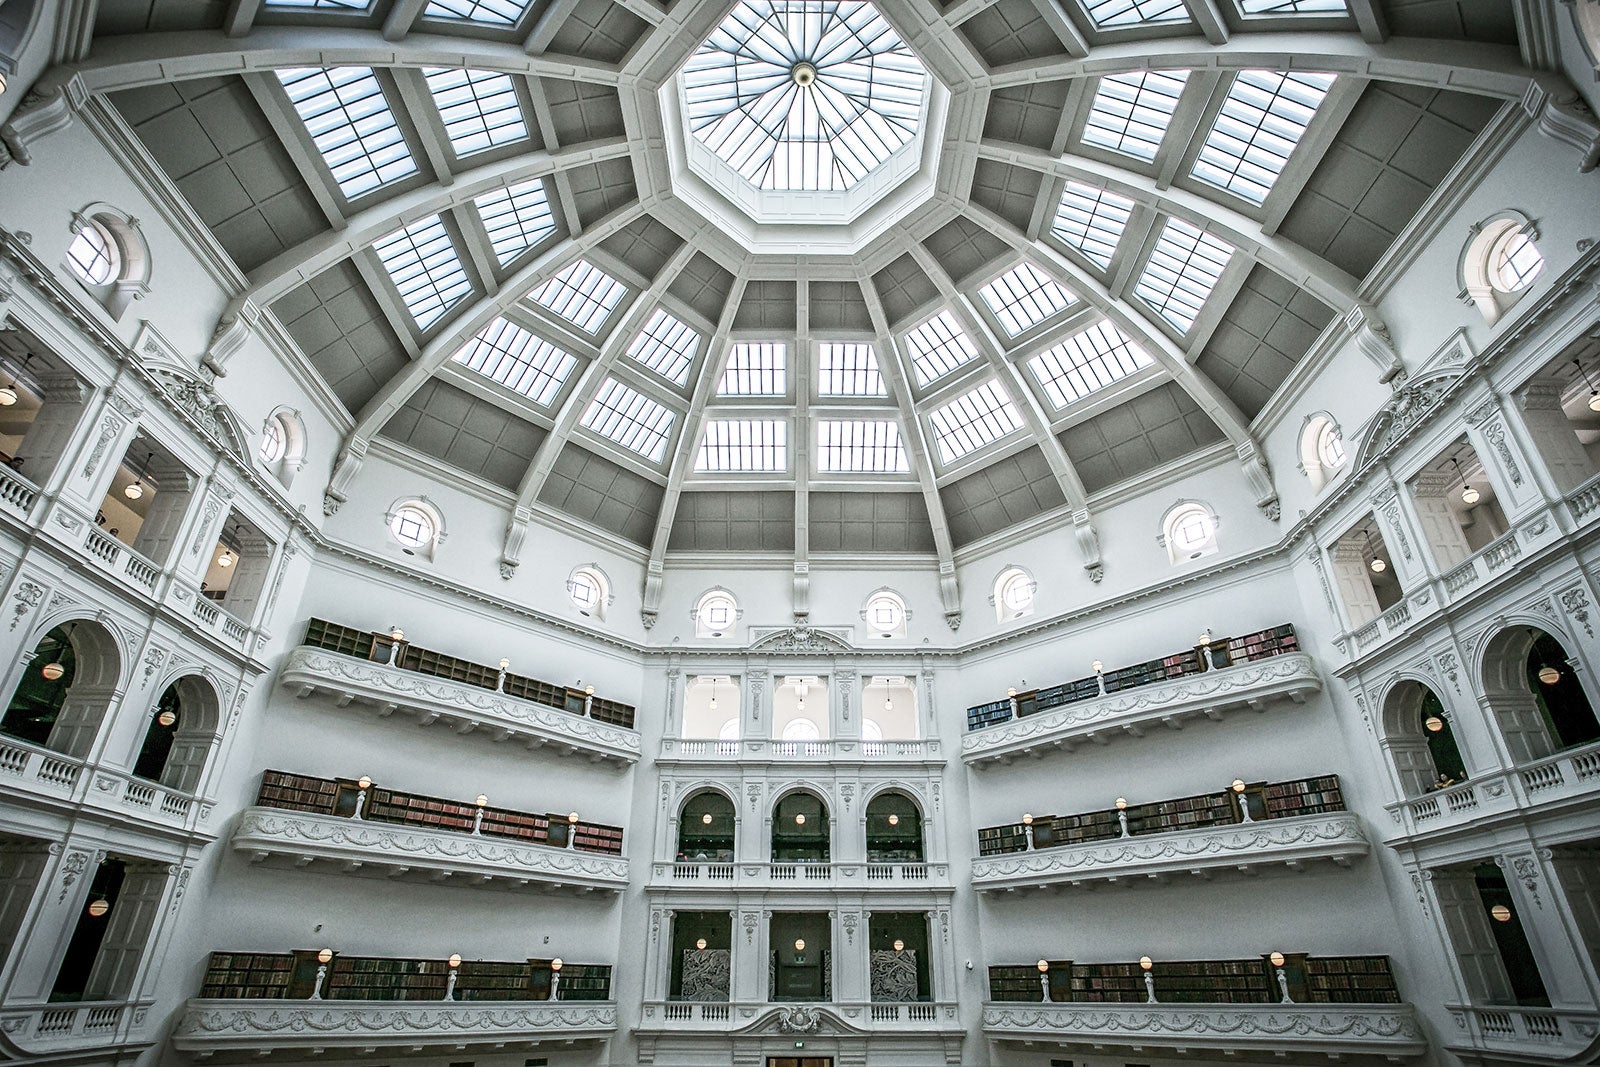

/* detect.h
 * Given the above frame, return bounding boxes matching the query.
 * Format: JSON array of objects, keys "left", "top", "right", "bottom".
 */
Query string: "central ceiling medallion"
[{"left": 666, "top": 0, "right": 949, "bottom": 252}]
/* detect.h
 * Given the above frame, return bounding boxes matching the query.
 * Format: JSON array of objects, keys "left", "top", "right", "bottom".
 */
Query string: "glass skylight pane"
[
  {"left": 1134, "top": 218, "right": 1235, "bottom": 333},
  {"left": 1240, "top": 0, "right": 1346, "bottom": 12},
  {"left": 929, "top": 381, "right": 1023, "bottom": 464},
  {"left": 423, "top": 0, "right": 531, "bottom": 24},
  {"left": 1027, "top": 321, "right": 1153, "bottom": 409},
  {"left": 696, "top": 419, "right": 788, "bottom": 472},
  {"left": 423, "top": 68, "right": 527, "bottom": 157},
  {"left": 264, "top": 0, "right": 370, "bottom": 8},
  {"left": 818, "top": 343, "right": 887, "bottom": 397},
  {"left": 1191, "top": 70, "right": 1335, "bottom": 204},
  {"left": 581, "top": 378, "right": 676, "bottom": 462},
  {"left": 904, "top": 311, "right": 980, "bottom": 387},
  {"left": 627, "top": 309, "right": 701, "bottom": 386},
  {"left": 529, "top": 260, "right": 627, "bottom": 333},
  {"left": 1082, "top": 70, "right": 1189, "bottom": 162},
  {"left": 452, "top": 317, "right": 577, "bottom": 406},
  {"left": 1052, "top": 182, "right": 1134, "bottom": 271},
  {"left": 680, "top": 0, "right": 929, "bottom": 191},
  {"left": 1082, "top": 0, "right": 1189, "bottom": 26},
  {"left": 373, "top": 216, "right": 472, "bottom": 331},
  {"left": 718, "top": 343, "right": 787, "bottom": 396},
  {"left": 277, "top": 67, "right": 416, "bottom": 199},
  {"left": 817, "top": 420, "right": 908, "bottom": 473},
  {"left": 474, "top": 179, "right": 557, "bottom": 267},
  {"left": 979, "top": 263, "right": 1077, "bottom": 337}
]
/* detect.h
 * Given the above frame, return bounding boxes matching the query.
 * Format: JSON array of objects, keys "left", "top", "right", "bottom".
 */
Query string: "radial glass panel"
[
  {"left": 979, "top": 263, "right": 1077, "bottom": 337},
  {"left": 423, "top": 0, "right": 532, "bottom": 23},
  {"left": 1052, "top": 183, "right": 1134, "bottom": 271},
  {"left": 1026, "top": 321, "right": 1152, "bottom": 409},
  {"left": 1134, "top": 218, "right": 1234, "bottom": 332},
  {"left": 904, "top": 310, "right": 979, "bottom": 387},
  {"left": 277, "top": 67, "right": 417, "bottom": 199},
  {"left": 373, "top": 216, "right": 473, "bottom": 330},
  {"left": 474, "top": 179, "right": 557, "bottom": 267},
  {"left": 718, "top": 343, "right": 788, "bottom": 395},
  {"left": 581, "top": 379, "right": 677, "bottom": 462},
  {"left": 1082, "top": 70, "right": 1188, "bottom": 162},
  {"left": 1239, "top": 0, "right": 1346, "bottom": 12},
  {"left": 1191, "top": 70, "right": 1335, "bottom": 204},
  {"left": 529, "top": 260, "right": 627, "bottom": 333},
  {"left": 696, "top": 419, "right": 789, "bottom": 472},
  {"left": 1081, "top": 0, "right": 1189, "bottom": 26},
  {"left": 816, "top": 419, "right": 908, "bottom": 472},
  {"left": 680, "top": 0, "right": 929, "bottom": 191},
  {"left": 424, "top": 68, "right": 528, "bottom": 157},
  {"left": 818, "top": 343, "right": 887, "bottom": 396},
  {"left": 452, "top": 318, "right": 577, "bottom": 406},
  {"left": 627, "top": 310, "right": 702, "bottom": 386},
  {"left": 928, "top": 381, "right": 1022, "bottom": 464}
]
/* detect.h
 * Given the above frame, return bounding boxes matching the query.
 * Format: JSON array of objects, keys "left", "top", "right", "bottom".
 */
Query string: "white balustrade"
[
  {"left": 638, "top": 1001, "right": 958, "bottom": 1033},
  {"left": 656, "top": 860, "right": 947, "bottom": 888},
  {"left": 1387, "top": 739, "right": 1600, "bottom": 841},
  {"left": 1567, "top": 472, "right": 1600, "bottom": 520},
  {"left": 83, "top": 527, "right": 121, "bottom": 564},
  {"left": 0, "top": 466, "right": 38, "bottom": 514},
  {"left": 661, "top": 737, "right": 940, "bottom": 761}
]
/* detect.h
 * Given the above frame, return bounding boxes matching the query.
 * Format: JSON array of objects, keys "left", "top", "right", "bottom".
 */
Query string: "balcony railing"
[
  {"left": 0, "top": 999, "right": 158, "bottom": 1058},
  {"left": 0, "top": 465, "right": 39, "bottom": 519},
  {"left": 635, "top": 1000, "right": 961, "bottom": 1034},
  {"left": 280, "top": 645, "right": 640, "bottom": 765},
  {"left": 659, "top": 737, "right": 941, "bottom": 761},
  {"left": 650, "top": 859, "right": 948, "bottom": 889},
  {"left": 1384, "top": 738, "right": 1600, "bottom": 843},
  {"left": 1446, "top": 1003, "right": 1600, "bottom": 1062},
  {"left": 961, "top": 651, "right": 1320, "bottom": 766},
  {"left": 0, "top": 734, "right": 211, "bottom": 838}
]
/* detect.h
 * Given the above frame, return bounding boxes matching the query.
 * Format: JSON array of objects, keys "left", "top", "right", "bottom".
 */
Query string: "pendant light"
[
  {"left": 41, "top": 624, "right": 74, "bottom": 682},
  {"left": 1452, "top": 458, "right": 1480, "bottom": 506},
  {"left": 215, "top": 524, "right": 242, "bottom": 568},
  {"left": 708, "top": 679, "right": 718, "bottom": 713},
  {"left": 1366, "top": 528, "right": 1386, "bottom": 573},
  {"left": 157, "top": 707, "right": 177, "bottom": 728},
  {"left": 1576, "top": 358, "right": 1600, "bottom": 414},
  {"left": 124, "top": 451, "right": 154, "bottom": 501},
  {"left": 1538, "top": 664, "right": 1561, "bottom": 685},
  {"left": 86, "top": 896, "right": 110, "bottom": 918}
]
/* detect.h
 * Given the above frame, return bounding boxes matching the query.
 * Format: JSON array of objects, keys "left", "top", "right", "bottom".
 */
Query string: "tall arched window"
[
  {"left": 695, "top": 589, "right": 740, "bottom": 638},
  {"left": 993, "top": 566, "right": 1035, "bottom": 622},
  {"left": 1161, "top": 501, "right": 1219, "bottom": 565}
]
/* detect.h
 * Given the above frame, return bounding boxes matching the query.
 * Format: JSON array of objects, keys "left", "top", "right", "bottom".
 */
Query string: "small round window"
[
  {"left": 259, "top": 417, "right": 287, "bottom": 465},
  {"left": 568, "top": 567, "right": 608, "bottom": 617},
  {"left": 67, "top": 222, "right": 119, "bottom": 286},
  {"left": 1173, "top": 512, "right": 1213, "bottom": 553},
  {"left": 389, "top": 504, "right": 436, "bottom": 550},
  {"left": 1316, "top": 422, "right": 1346, "bottom": 471},
  {"left": 997, "top": 569, "right": 1034, "bottom": 618},
  {"left": 697, "top": 592, "right": 737, "bottom": 637},
  {"left": 864, "top": 592, "right": 906, "bottom": 638},
  {"left": 1489, "top": 229, "right": 1543, "bottom": 293}
]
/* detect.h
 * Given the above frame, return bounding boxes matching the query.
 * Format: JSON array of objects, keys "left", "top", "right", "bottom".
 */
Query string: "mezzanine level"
[
  {"left": 658, "top": 736, "right": 942, "bottom": 763},
  {"left": 648, "top": 859, "right": 948, "bottom": 890},
  {"left": 0, "top": 733, "right": 214, "bottom": 842},
  {"left": 0, "top": 998, "right": 158, "bottom": 1061},
  {"left": 634, "top": 1000, "right": 964, "bottom": 1065},
  {"left": 1445, "top": 1002, "right": 1600, "bottom": 1063}
]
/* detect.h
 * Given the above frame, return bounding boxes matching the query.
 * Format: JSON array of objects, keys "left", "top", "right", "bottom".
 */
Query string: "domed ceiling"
[{"left": 83, "top": 0, "right": 1522, "bottom": 611}]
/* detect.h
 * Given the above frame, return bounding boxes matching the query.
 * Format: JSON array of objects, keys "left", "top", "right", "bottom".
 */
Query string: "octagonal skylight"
[{"left": 681, "top": 0, "right": 928, "bottom": 192}]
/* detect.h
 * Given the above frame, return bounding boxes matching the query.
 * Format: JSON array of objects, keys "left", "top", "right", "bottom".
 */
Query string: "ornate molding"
[
  {"left": 962, "top": 654, "right": 1321, "bottom": 764},
  {"left": 971, "top": 813, "right": 1369, "bottom": 890},
  {"left": 233, "top": 808, "right": 629, "bottom": 892},
  {"left": 746, "top": 625, "right": 854, "bottom": 653},
  {"left": 170, "top": 1000, "right": 617, "bottom": 1053},
  {"left": 981, "top": 1002, "right": 1425, "bottom": 1057},
  {"left": 279, "top": 647, "right": 639, "bottom": 763}
]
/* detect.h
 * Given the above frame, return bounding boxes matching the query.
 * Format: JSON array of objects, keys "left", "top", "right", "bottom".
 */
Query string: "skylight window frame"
[
  {"left": 1076, "top": 0, "right": 1193, "bottom": 30},
  {"left": 717, "top": 340, "right": 790, "bottom": 398},
  {"left": 817, "top": 341, "right": 890, "bottom": 399},
  {"left": 975, "top": 261, "right": 1080, "bottom": 340},
  {"left": 422, "top": 67, "right": 530, "bottom": 160},
  {"left": 903, "top": 310, "right": 982, "bottom": 389},
  {"left": 814, "top": 418, "right": 912, "bottom": 475},
  {"left": 371, "top": 214, "right": 475, "bottom": 333},
  {"left": 1079, "top": 69, "right": 1191, "bottom": 164},
  {"left": 1132, "top": 217, "right": 1236, "bottom": 335},
  {"left": 1050, "top": 181, "right": 1136, "bottom": 274},
  {"left": 275, "top": 66, "right": 419, "bottom": 202},
  {"left": 926, "top": 379, "right": 1026, "bottom": 467},
  {"left": 419, "top": 0, "right": 536, "bottom": 28},
  {"left": 579, "top": 376, "right": 680, "bottom": 465},
  {"left": 261, "top": 0, "right": 375, "bottom": 13},
  {"left": 1230, "top": 0, "right": 1351, "bottom": 22},
  {"left": 527, "top": 259, "right": 630, "bottom": 336},
  {"left": 450, "top": 316, "right": 579, "bottom": 408},
  {"left": 694, "top": 418, "right": 791, "bottom": 474},
  {"left": 1025, "top": 319, "right": 1157, "bottom": 411},
  {"left": 626, "top": 308, "right": 704, "bottom": 388},
  {"left": 1186, "top": 69, "right": 1337, "bottom": 207},
  {"left": 472, "top": 177, "right": 560, "bottom": 270}
]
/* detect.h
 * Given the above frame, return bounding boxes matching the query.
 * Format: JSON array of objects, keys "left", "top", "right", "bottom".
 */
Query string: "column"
[
  {"left": 834, "top": 776, "right": 862, "bottom": 866},
  {"left": 834, "top": 668, "right": 859, "bottom": 742},
  {"left": 0, "top": 842, "right": 50, "bottom": 978},
  {"left": 1512, "top": 378, "right": 1594, "bottom": 496},
  {"left": 1500, "top": 849, "right": 1600, "bottom": 1008},
  {"left": 122, "top": 861, "right": 195, "bottom": 1005},
  {"left": 9, "top": 372, "right": 90, "bottom": 491},
  {"left": 128, "top": 460, "right": 197, "bottom": 566},
  {"left": 0, "top": 843, "right": 103, "bottom": 1003},
  {"left": 746, "top": 668, "right": 769, "bottom": 741},
  {"left": 1465, "top": 395, "right": 1544, "bottom": 518},
  {"left": 663, "top": 665, "right": 681, "bottom": 738},
  {"left": 219, "top": 528, "right": 277, "bottom": 624},
  {"left": 1372, "top": 485, "right": 1427, "bottom": 588},
  {"left": 45, "top": 682, "right": 120, "bottom": 759},
  {"left": 919, "top": 666, "right": 936, "bottom": 740},
  {"left": 1548, "top": 848, "right": 1600, "bottom": 981},
  {"left": 1479, "top": 691, "right": 1555, "bottom": 764},
  {"left": 1408, "top": 472, "right": 1474, "bottom": 571},
  {"left": 836, "top": 909, "right": 865, "bottom": 1004},
  {"left": 1328, "top": 543, "right": 1381, "bottom": 629},
  {"left": 644, "top": 906, "right": 672, "bottom": 1000},
  {"left": 168, "top": 478, "right": 235, "bottom": 586},
  {"left": 48, "top": 388, "right": 142, "bottom": 515},
  {"left": 732, "top": 908, "right": 765, "bottom": 1002}
]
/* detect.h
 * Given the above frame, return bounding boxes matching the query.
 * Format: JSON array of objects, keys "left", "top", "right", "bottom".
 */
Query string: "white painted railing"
[
  {"left": 0, "top": 737, "right": 83, "bottom": 792},
  {"left": 1448, "top": 1002, "right": 1600, "bottom": 1058},
  {"left": 655, "top": 860, "right": 947, "bottom": 888},
  {"left": 82, "top": 526, "right": 121, "bottom": 564},
  {"left": 1386, "top": 739, "right": 1600, "bottom": 841},
  {"left": 0, "top": 998, "right": 157, "bottom": 1055},
  {"left": 1566, "top": 471, "right": 1600, "bottom": 521},
  {"left": 661, "top": 737, "right": 941, "bottom": 760},
  {"left": 638, "top": 1001, "right": 959, "bottom": 1032},
  {"left": 0, "top": 466, "right": 38, "bottom": 515},
  {"left": 0, "top": 735, "right": 206, "bottom": 833}
]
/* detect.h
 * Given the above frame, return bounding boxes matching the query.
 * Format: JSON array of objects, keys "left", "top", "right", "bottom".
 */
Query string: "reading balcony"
[
  {"left": 658, "top": 737, "right": 942, "bottom": 763},
  {"left": 1384, "top": 739, "right": 1600, "bottom": 847},
  {"left": 172, "top": 951, "right": 616, "bottom": 1057},
  {"left": 0, "top": 999, "right": 157, "bottom": 1060},
  {"left": 649, "top": 859, "right": 950, "bottom": 890},
  {"left": 634, "top": 1001, "right": 965, "bottom": 1063},
  {"left": 0, "top": 734, "right": 213, "bottom": 842},
  {"left": 984, "top": 953, "right": 1424, "bottom": 1061},
  {"left": 1445, "top": 1003, "right": 1600, "bottom": 1063},
  {"left": 232, "top": 771, "right": 628, "bottom": 893},
  {"left": 971, "top": 776, "right": 1367, "bottom": 891},
  {"left": 282, "top": 621, "right": 640, "bottom": 765},
  {"left": 962, "top": 626, "right": 1317, "bottom": 766}
]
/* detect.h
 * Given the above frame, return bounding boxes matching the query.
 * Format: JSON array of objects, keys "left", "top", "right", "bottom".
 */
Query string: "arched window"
[
  {"left": 772, "top": 791, "right": 829, "bottom": 863},
  {"left": 1, "top": 620, "right": 122, "bottom": 758},
  {"left": 1162, "top": 501, "right": 1218, "bottom": 565},
  {"left": 386, "top": 497, "right": 445, "bottom": 560},
  {"left": 694, "top": 589, "right": 740, "bottom": 638},
  {"left": 258, "top": 408, "right": 306, "bottom": 488},
  {"left": 1299, "top": 413, "right": 1346, "bottom": 492},
  {"left": 678, "top": 790, "right": 735, "bottom": 863},
  {"left": 865, "top": 790, "right": 923, "bottom": 862},
  {"left": 1460, "top": 212, "right": 1544, "bottom": 325},
  {"left": 993, "top": 566, "right": 1035, "bottom": 622},
  {"left": 862, "top": 589, "right": 908, "bottom": 638},
  {"left": 65, "top": 206, "right": 151, "bottom": 320},
  {"left": 782, "top": 717, "right": 821, "bottom": 742},
  {"left": 568, "top": 565, "right": 610, "bottom": 619}
]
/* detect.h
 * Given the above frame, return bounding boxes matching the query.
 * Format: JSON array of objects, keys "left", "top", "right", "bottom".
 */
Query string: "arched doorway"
[
  {"left": 1481, "top": 626, "right": 1600, "bottom": 760},
  {"left": 1, "top": 621, "right": 121, "bottom": 756},
  {"left": 677, "top": 790, "right": 735, "bottom": 863},
  {"left": 865, "top": 790, "right": 924, "bottom": 863},
  {"left": 129, "top": 676, "right": 221, "bottom": 793},
  {"left": 1381, "top": 680, "right": 1468, "bottom": 795},
  {"left": 771, "top": 791, "right": 829, "bottom": 864}
]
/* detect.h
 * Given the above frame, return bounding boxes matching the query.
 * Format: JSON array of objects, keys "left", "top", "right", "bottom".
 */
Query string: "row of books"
[
  {"left": 198, "top": 950, "right": 613, "bottom": 1001},
  {"left": 302, "top": 618, "right": 636, "bottom": 729},
  {"left": 965, "top": 623, "right": 1300, "bottom": 731},
  {"left": 254, "top": 770, "right": 627, "bottom": 855},
  {"left": 989, "top": 953, "right": 1399, "bottom": 1004},
  {"left": 975, "top": 775, "right": 1345, "bottom": 855}
]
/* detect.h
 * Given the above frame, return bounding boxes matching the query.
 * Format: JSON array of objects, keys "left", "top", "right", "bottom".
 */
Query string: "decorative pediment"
[
  {"left": 747, "top": 626, "right": 854, "bottom": 653},
  {"left": 147, "top": 367, "right": 250, "bottom": 463},
  {"left": 1354, "top": 374, "right": 1457, "bottom": 471},
  {"left": 735, "top": 1004, "right": 866, "bottom": 1037}
]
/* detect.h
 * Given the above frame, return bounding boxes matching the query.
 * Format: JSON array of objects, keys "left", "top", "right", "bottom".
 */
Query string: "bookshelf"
[
  {"left": 198, "top": 952, "right": 613, "bottom": 1002},
  {"left": 198, "top": 952, "right": 296, "bottom": 999},
  {"left": 965, "top": 624, "right": 1298, "bottom": 732},
  {"left": 256, "top": 770, "right": 339, "bottom": 815},
  {"left": 300, "top": 618, "right": 637, "bottom": 729},
  {"left": 989, "top": 954, "right": 1400, "bottom": 1005},
  {"left": 1305, "top": 956, "right": 1401, "bottom": 1003},
  {"left": 974, "top": 774, "right": 1346, "bottom": 854}
]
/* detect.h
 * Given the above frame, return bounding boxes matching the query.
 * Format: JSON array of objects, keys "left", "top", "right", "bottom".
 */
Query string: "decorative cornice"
[
  {"left": 961, "top": 653, "right": 1321, "bottom": 763},
  {"left": 279, "top": 647, "right": 641, "bottom": 763},
  {"left": 170, "top": 1000, "right": 618, "bottom": 1052},
  {"left": 971, "top": 813, "right": 1368, "bottom": 889},
  {"left": 981, "top": 1002, "right": 1425, "bottom": 1056},
  {"left": 233, "top": 807, "right": 629, "bottom": 890}
]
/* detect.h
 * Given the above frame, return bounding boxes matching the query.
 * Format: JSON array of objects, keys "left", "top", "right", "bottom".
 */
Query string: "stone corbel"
[
  {"left": 322, "top": 437, "right": 367, "bottom": 517},
  {"left": 204, "top": 296, "right": 262, "bottom": 377},
  {"left": 1237, "top": 441, "right": 1279, "bottom": 520},
  {"left": 1344, "top": 302, "right": 1406, "bottom": 383},
  {"left": 792, "top": 560, "right": 809, "bottom": 622},
  {"left": 499, "top": 506, "right": 531, "bottom": 580},
  {"left": 1522, "top": 78, "right": 1600, "bottom": 172},
  {"left": 938, "top": 559, "right": 960, "bottom": 631},
  {"left": 0, "top": 76, "right": 89, "bottom": 168},
  {"left": 640, "top": 558, "right": 664, "bottom": 629},
  {"left": 1072, "top": 509, "right": 1103, "bottom": 582}
]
